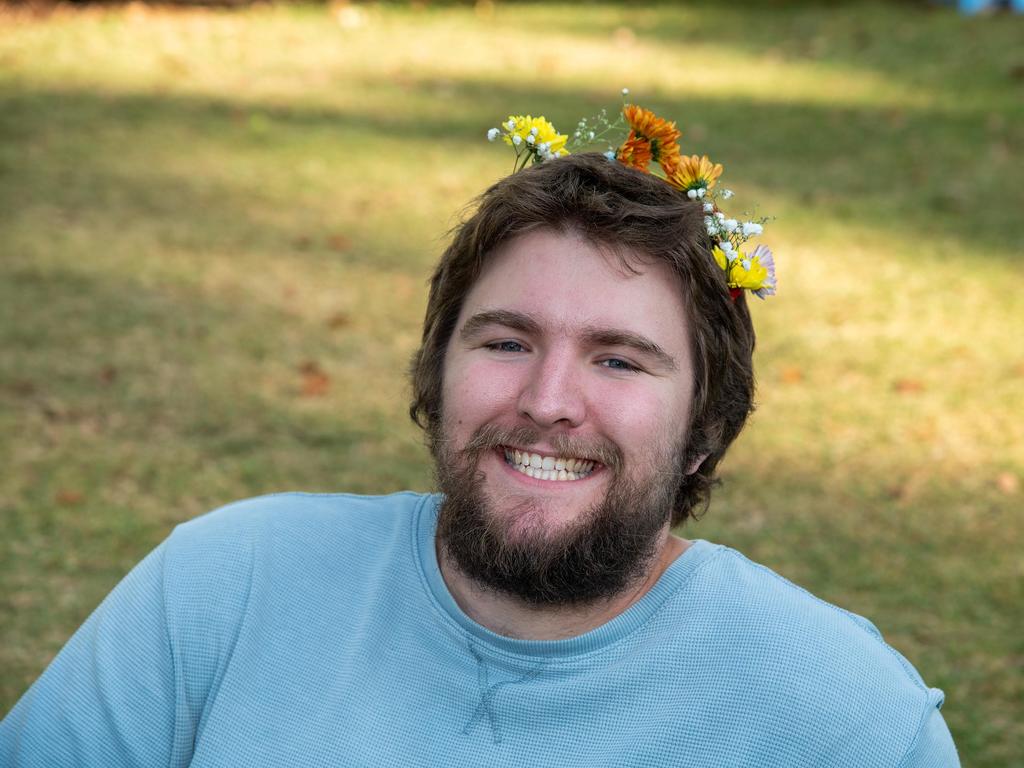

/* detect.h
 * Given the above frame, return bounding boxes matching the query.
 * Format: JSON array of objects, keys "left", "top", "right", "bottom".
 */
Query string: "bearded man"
[{"left": 1, "top": 154, "right": 959, "bottom": 766}]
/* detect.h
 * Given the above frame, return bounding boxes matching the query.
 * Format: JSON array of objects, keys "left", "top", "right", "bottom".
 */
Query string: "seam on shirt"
[
  {"left": 158, "top": 542, "right": 181, "bottom": 768},
  {"left": 719, "top": 548, "right": 931, "bottom": 695},
  {"left": 189, "top": 533, "right": 259, "bottom": 750},
  {"left": 893, "top": 691, "right": 947, "bottom": 768}
]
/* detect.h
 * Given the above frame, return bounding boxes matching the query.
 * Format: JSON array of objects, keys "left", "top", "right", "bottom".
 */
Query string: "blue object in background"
[{"left": 956, "top": 0, "right": 1023, "bottom": 13}]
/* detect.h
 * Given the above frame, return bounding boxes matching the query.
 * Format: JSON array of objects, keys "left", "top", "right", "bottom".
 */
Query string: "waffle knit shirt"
[{"left": 1, "top": 492, "right": 959, "bottom": 766}]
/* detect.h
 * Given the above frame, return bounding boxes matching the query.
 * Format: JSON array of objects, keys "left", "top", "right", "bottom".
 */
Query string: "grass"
[{"left": 1, "top": 1, "right": 1022, "bottom": 762}]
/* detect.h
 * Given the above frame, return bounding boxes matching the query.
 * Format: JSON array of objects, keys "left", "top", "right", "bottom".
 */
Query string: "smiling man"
[{"left": 1, "top": 154, "right": 959, "bottom": 766}]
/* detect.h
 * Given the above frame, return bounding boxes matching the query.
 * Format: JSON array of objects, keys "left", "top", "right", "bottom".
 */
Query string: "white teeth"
[{"left": 501, "top": 447, "right": 597, "bottom": 482}]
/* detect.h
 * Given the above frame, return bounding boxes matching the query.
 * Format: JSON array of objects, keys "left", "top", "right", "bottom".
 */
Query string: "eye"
[
  {"left": 599, "top": 358, "right": 640, "bottom": 373},
  {"left": 485, "top": 340, "right": 526, "bottom": 353}
]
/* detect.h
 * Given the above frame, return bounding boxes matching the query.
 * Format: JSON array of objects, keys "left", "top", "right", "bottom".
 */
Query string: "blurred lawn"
[{"left": 1, "top": 1, "right": 1022, "bottom": 762}]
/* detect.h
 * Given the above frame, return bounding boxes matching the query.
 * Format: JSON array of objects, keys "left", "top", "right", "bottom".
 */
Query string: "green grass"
[{"left": 1, "top": 1, "right": 1022, "bottom": 762}]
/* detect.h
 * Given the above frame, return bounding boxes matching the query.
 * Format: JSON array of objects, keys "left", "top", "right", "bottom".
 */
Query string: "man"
[{"left": 1, "top": 154, "right": 958, "bottom": 766}]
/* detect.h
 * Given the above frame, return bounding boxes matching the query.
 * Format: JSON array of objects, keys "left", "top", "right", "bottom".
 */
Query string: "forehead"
[{"left": 457, "top": 229, "right": 691, "bottom": 346}]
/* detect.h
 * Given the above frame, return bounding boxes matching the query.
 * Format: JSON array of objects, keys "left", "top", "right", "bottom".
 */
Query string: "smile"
[{"left": 502, "top": 447, "right": 597, "bottom": 482}]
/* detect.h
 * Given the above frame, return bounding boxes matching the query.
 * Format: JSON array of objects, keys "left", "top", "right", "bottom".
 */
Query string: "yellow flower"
[
  {"left": 729, "top": 255, "right": 770, "bottom": 291},
  {"left": 503, "top": 115, "right": 569, "bottom": 157},
  {"left": 712, "top": 246, "right": 729, "bottom": 272},
  {"left": 622, "top": 104, "right": 681, "bottom": 167},
  {"left": 712, "top": 245, "right": 776, "bottom": 297},
  {"left": 667, "top": 154, "right": 724, "bottom": 191}
]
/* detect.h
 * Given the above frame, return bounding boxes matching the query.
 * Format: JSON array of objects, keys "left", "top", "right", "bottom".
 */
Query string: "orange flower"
[
  {"left": 616, "top": 136, "right": 653, "bottom": 172},
  {"left": 623, "top": 104, "right": 681, "bottom": 167},
  {"left": 666, "top": 154, "right": 724, "bottom": 191}
]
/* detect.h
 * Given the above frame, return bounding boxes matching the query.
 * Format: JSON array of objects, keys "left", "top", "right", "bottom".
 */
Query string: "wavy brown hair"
[{"left": 409, "top": 153, "right": 756, "bottom": 526}]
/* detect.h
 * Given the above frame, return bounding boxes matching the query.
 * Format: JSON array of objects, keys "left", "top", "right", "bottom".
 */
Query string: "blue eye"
[
  {"left": 487, "top": 341, "right": 525, "bottom": 353},
  {"left": 600, "top": 358, "right": 639, "bottom": 373}
]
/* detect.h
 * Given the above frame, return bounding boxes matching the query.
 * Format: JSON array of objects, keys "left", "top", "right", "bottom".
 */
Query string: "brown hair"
[{"left": 409, "top": 152, "right": 756, "bottom": 526}]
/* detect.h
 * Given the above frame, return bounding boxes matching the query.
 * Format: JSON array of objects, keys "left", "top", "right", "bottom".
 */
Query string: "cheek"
[
  {"left": 598, "top": 382, "right": 690, "bottom": 454},
  {"left": 443, "top": 358, "right": 522, "bottom": 428}
]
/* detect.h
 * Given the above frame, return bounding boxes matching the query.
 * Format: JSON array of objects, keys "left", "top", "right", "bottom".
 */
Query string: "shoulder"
[
  {"left": 157, "top": 492, "right": 435, "bottom": 703},
  {"left": 161, "top": 491, "right": 433, "bottom": 637},
  {"left": 170, "top": 490, "right": 431, "bottom": 543},
  {"left": 669, "top": 543, "right": 957, "bottom": 765}
]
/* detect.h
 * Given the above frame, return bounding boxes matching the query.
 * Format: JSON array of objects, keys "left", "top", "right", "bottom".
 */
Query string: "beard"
[{"left": 433, "top": 422, "right": 685, "bottom": 608}]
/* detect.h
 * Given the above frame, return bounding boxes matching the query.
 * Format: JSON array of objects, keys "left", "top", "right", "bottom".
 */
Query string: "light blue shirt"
[{"left": 1, "top": 492, "right": 959, "bottom": 766}]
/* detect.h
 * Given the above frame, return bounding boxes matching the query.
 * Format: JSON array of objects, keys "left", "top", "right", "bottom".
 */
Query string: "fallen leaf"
[
  {"left": 327, "top": 234, "right": 351, "bottom": 252},
  {"left": 893, "top": 378, "right": 925, "bottom": 394},
  {"left": 997, "top": 472, "right": 1019, "bottom": 495},
  {"left": 612, "top": 26, "right": 636, "bottom": 47},
  {"left": 9, "top": 379, "right": 35, "bottom": 396},
  {"left": 298, "top": 361, "right": 330, "bottom": 397},
  {"left": 56, "top": 489, "right": 84, "bottom": 506},
  {"left": 326, "top": 312, "right": 351, "bottom": 329},
  {"left": 780, "top": 365, "right": 803, "bottom": 384}
]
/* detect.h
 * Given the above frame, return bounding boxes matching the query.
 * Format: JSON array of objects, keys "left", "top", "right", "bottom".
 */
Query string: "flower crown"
[{"left": 486, "top": 93, "right": 776, "bottom": 301}]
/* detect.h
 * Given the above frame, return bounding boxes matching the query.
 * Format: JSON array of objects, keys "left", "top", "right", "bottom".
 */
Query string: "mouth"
[{"left": 501, "top": 446, "right": 599, "bottom": 482}]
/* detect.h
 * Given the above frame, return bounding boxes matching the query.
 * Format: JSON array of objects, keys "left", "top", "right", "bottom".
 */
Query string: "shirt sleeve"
[
  {"left": 897, "top": 691, "right": 961, "bottom": 768},
  {"left": 0, "top": 543, "right": 178, "bottom": 767}
]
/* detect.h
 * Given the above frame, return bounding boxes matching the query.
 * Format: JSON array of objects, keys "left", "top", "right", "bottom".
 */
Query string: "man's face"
[{"left": 435, "top": 228, "right": 697, "bottom": 605}]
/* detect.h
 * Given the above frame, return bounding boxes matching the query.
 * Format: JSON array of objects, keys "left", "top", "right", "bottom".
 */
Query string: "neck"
[{"left": 437, "top": 527, "right": 690, "bottom": 641}]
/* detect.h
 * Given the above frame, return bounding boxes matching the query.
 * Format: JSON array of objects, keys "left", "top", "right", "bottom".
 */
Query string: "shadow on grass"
[{"left": 1, "top": 78, "right": 1020, "bottom": 272}]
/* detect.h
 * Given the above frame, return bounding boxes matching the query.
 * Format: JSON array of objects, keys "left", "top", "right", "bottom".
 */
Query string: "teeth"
[{"left": 501, "top": 447, "right": 597, "bottom": 482}]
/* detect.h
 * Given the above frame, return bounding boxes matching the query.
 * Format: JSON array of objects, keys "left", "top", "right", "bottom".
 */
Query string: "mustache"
[{"left": 461, "top": 423, "right": 624, "bottom": 475}]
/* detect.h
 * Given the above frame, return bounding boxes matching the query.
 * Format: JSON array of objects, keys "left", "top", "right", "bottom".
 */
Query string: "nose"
[{"left": 517, "top": 346, "right": 586, "bottom": 428}]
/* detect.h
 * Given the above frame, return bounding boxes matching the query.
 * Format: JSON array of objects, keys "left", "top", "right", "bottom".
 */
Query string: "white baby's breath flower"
[
  {"left": 724, "top": 219, "right": 738, "bottom": 233},
  {"left": 687, "top": 189, "right": 698, "bottom": 199},
  {"left": 703, "top": 203, "right": 714, "bottom": 213},
  {"left": 529, "top": 126, "right": 539, "bottom": 136},
  {"left": 741, "top": 222, "right": 764, "bottom": 236},
  {"left": 506, "top": 119, "right": 516, "bottom": 131},
  {"left": 604, "top": 150, "right": 616, "bottom": 161},
  {"left": 721, "top": 189, "right": 734, "bottom": 199},
  {"left": 512, "top": 134, "right": 523, "bottom": 146},
  {"left": 696, "top": 188, "right": 706, "bottom": 199},
  {"left": 487, "top": 128, "right": 500, "bottom": 142},
  {"left": 622, "top": 87, "right": 630, "bottom": 95},
  {"left": 526, "top": 134, "right": 535, "bottom": 145},
  {"left": 588, "top": 131, "right": 595, "bottom": 140},
  {"left": 720, "top": 240, "right": 734, "bottom": 252}
]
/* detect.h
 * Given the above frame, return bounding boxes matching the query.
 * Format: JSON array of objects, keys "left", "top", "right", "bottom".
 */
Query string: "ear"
[{"left": 684, "top": 453, "right": 709, "bottom": 476}]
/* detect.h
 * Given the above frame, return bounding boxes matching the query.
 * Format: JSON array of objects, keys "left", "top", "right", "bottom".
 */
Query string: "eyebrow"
[{"left": 459, "top": 309, "right": 679, "bottom": 372}]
